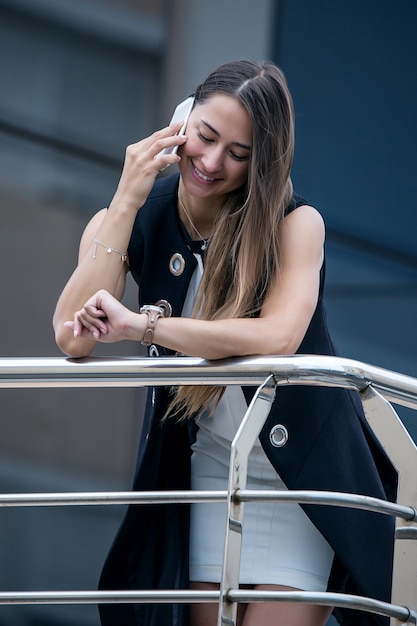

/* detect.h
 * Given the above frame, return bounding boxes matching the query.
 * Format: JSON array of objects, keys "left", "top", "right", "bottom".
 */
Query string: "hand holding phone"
[{"left": 158, "top": 96, "right": 195, "bottom": 159}]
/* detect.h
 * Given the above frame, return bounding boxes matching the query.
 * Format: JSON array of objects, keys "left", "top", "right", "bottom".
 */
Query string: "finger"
[
  {"left": 166, "top": 120, "right": 185, "bottom": 133},
  {"left": 64, "top": 320, "right": 81, "bottom": 338},
  {"left": 71, "top": 314, "right": 84, "bottom": 338},
  {"left": 84, "top": 303, "right": 106, "bottom": 319},
  {"left": 129, "top": 122, "right": 184, "bottom": 154},
  {"left": 82, "top": 305, "right": 108, "bottom": 330},
  {"left": 82, "top": 321, "right": 103, "bottom": 340},
  {"left": 73, "top": 310, "right": 106, "bottom": 339},
  {"left": 154, "top": 153, "right": 180, "bottom": 173},
  {"left": 153, "top": 122, "right": 187, "bottom": 150},
  {"left": 153, "top": 136, "right": 187, "bottom": 171},
  {"left": 81, "top": 317, "right": 108, "bottom": 338}
]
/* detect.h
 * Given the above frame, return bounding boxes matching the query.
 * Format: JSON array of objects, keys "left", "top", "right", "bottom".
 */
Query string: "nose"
[{"left": 201, "top": 145, "right": 224, "bottom": 173}]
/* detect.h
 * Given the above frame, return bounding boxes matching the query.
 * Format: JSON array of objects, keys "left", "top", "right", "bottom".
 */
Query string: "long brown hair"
[{"left": 169, "top": 60, "right": 295, "bottom": 420}]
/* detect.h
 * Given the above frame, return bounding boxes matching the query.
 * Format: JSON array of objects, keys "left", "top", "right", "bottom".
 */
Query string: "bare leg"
[
  {"left": 189, "top": 582, "right": 247, "bottom": 626},
  {"left": 189, "top": 582, "right": 332, "bottom": 626}
]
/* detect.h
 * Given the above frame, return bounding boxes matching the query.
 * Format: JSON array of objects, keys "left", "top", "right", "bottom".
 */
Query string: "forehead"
[{"left": 192, "top": 94, "right": 252, "bottom": 143}]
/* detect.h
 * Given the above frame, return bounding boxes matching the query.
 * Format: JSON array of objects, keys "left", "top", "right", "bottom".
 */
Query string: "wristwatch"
[{"left": 139, "top": 299, "right": 172, "bottom": 346}]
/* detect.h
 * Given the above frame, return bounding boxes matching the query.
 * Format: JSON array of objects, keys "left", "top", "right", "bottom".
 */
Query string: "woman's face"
[{"left": 178, "top": 93, "right": 252, "bottom": 203}]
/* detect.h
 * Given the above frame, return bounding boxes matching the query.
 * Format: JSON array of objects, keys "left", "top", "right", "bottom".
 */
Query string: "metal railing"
[{"left": 1, "top": 354, "right": 417, "bottom": 626}]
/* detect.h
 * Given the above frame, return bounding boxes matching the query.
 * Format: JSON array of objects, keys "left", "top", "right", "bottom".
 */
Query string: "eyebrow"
[{"left": 201, "top": 120, "right": 251, "bottom": 151}]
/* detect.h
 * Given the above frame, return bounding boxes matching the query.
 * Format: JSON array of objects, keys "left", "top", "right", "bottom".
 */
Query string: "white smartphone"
[{"left": 159, "top": 96, "right": 195, "bottom": 157}]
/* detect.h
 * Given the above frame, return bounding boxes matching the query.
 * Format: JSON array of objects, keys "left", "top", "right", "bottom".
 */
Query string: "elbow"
[
  {"left": 275, "top": 338, "right": 299, "bottom": 357},
  {"left": 54, "top": 325, "right": 94, "bottom": 359},
  {"left": 53, "top": 309, "right": 95, "bottom": 358},
  {"left": 262, "top": 334, "right": 302, "bottom": 358}
]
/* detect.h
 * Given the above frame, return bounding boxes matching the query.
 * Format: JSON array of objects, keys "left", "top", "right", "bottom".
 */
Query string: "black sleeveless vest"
[{"left": 99, "top": 173, "right": 396, "bottom": 626}]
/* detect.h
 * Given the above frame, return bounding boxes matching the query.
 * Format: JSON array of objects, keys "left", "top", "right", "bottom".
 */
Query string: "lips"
[{"left": 192, "top": 161, "right": 217, "bottom": 183}]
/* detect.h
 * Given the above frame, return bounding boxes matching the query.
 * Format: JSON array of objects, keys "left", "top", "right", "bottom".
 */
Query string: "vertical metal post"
[
  {"left": 218, "top": 375, "right": 277, "bottom": 626},
  {"left": 361, "top": 385, "right": 417, "bottom": 626}
]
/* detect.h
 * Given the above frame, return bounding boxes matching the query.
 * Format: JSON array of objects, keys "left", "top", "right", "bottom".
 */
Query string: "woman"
[{"left": 54, "top": 60, "right": 396, "bottom": 626}]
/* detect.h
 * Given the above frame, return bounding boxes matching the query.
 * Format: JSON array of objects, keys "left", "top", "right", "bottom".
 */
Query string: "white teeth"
[{"left": 194, "top": 165, "right": 215, "bottom": 182}]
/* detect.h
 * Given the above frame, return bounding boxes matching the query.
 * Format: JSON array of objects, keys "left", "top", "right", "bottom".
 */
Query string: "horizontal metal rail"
[
  {"left": 1, "top": 355, "right": 417, "bottom": 625},
  {"left": 1, "top": 354, "right": 417, "bottom": 410},
  {"left": 0, "top": 589, "right": 413, "bottom": 623},
  {"left": 0, "top": 489, "right": 414, "bottom": 521}
]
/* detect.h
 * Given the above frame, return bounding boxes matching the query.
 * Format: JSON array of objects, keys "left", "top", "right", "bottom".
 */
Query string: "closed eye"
[
  {"left": 198, "top": 132, "right": 213, "bottom": 143},
  {"left": 198, "top": 133, "right": 248, "bottom": 161},
  {"left": 230, "top": 151, "right": 249, "bottom": 162}
]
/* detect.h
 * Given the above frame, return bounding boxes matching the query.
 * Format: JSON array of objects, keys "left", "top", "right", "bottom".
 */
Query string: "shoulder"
[
  {"left": 284, "top": 196, "right": 325, "bottom": 236},
  {"left": 280, "top": 201, "right": 325, "bottom": 257},
  {"left": 285, "top": 193, "right": 323, "bottom": 222}
]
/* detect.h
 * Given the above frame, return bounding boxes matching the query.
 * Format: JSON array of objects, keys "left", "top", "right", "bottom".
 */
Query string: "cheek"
[
  {"left": 232, "top": 163, "right": 249, "bottom": 186},
  {"left": 179, "top": 136, "right": 200, "bottom": 158}
]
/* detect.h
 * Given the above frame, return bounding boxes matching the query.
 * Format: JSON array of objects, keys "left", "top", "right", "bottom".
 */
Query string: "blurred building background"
[{"left": 0, "top": 0, "right": 416, "bottom": 624}]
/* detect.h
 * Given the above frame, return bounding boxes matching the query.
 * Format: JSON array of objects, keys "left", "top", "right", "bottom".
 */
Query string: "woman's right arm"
[
  {"left": 53, "top": 120, "right": 187, "bottom": 358},
  {"left": 53, "top": 207, "right": 132, "bottom": 358}
]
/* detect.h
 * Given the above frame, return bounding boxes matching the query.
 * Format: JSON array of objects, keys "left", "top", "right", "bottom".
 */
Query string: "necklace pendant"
[{"left": 201, "top": 241, "right": 207, "bottom": 251}]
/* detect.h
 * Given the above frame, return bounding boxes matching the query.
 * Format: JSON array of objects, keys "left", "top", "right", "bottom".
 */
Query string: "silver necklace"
[{"left": 178, "top": 193, "right": 210, "bottom": 251}]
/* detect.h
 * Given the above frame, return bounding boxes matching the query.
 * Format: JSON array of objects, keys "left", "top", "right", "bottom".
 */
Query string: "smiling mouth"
[{"left": 192, "top": 162, "right": 217, "bottom": 183}]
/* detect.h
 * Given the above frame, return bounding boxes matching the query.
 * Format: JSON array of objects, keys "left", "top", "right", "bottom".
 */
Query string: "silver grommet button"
[
  {"left": 269, "top": 424, "right": 289, "bottom": 448},
  {"left": 169, "top": 252, "right": 185, "bottom": 276}
]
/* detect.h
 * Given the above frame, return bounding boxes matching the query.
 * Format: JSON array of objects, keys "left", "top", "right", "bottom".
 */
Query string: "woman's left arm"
[
  {"left": 67, "top": 205, "right": 325, "bottom": 360},
  {"left": 157, "top": 204, "right": 325, "bottom": 358}
]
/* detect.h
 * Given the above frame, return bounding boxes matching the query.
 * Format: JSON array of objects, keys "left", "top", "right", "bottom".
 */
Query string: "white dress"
[{"left": 184, "top": 251, "right": 334, "bottom": 591}]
